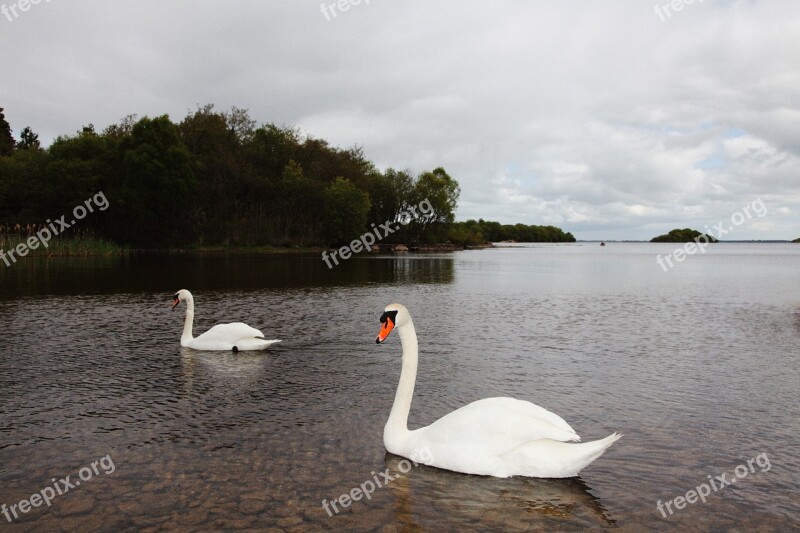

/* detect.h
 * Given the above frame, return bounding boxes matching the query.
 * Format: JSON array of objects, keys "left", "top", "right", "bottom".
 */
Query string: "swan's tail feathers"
[
  {"left": 235, "top": 339, "right": 282, "bottom": 351},
  {"left": 502, "top": 432, "right": 622, "bottom": 478}
]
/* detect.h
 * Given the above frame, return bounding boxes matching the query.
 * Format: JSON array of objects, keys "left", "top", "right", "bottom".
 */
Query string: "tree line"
[
  {"left": 650, "top": 228, "right": 717, "bottom": 243},
  {"left": 0, "top": 105, "right": 574, "bottom": 248},
  {"left": 450, "top": 218, "right": 575, "bottom": 245}
]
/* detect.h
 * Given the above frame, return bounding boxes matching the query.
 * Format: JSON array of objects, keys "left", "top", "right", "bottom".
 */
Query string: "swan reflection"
[
  {"left": 180, "top": 349, "right": 268, "bottom": 390},
  {"left": 383, "top": 453, "right": 616, "bottom": 529}
]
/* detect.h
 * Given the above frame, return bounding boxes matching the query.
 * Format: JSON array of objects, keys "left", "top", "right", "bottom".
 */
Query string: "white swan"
[
  {"left": 171, "top": 289, "right": 281, "bottom": 352},
  {"left": 375, "top": 303, "right": 621, "bottom": 478}
]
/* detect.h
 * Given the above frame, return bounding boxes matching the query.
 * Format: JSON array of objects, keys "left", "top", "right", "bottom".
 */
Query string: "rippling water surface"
[{"left": 0, "top": 244, "right": 798, "bottom": 532}]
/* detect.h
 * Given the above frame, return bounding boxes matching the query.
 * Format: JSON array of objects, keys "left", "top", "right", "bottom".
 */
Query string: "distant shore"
[{"left": 5, "top": 239, "right": 793, "bottom": 260}]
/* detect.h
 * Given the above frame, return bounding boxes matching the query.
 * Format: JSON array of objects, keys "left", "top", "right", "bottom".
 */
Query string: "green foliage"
[
  {"left": 102, "top": 114, "right": 138, "bottom": 140},
  {"left": 0, "top": 108, "right": 14, "bottom": 156},
  {"left": 323, "top": 177, "right": 371, "bottom": 245},
  {"left": 650, "top": 228, "right": 717, "bottom": 243},
  {"left": 447, "top": 224, "right": 485, "bottom": 246},
  {"left": 410, "top": 167, "right": 460, "bottom": 243},
  {"left": 448, "top": 219, "right": 576, "bottom": 244},
  {"left": 365, "top": 168, "right": 414, "bottom": 239},
  {"left": 0, "top": 104, "right": 575, "bottom": 250},
  {"left": 17, "top": 127, "right": 40, "bottom": 150},
  {"left": 111, "top": 115, "right": 198, "bottom": 246}
]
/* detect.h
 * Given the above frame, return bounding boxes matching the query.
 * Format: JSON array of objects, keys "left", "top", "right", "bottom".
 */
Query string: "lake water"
[{"left": 0, "top": 243, "right": 798, "bottom": 532}]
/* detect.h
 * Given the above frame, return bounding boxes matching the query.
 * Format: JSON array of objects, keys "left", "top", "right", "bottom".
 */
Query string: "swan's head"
[
  {"left": 376, "top": 303, "right": 411, "bottom": 344},
  {"left": 171, "top": 289, "right": 192, "bottom": 310}
]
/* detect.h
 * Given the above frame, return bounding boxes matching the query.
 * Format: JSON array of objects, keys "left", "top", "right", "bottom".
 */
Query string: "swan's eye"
[{"left": 380, "top": 310, "right": 398, "bottom": 325}]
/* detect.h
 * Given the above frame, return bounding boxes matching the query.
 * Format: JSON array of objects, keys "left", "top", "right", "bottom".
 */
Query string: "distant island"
[
  {"left": 448, "top": 219, "right": 575, "bottom": 246},
  {"left": 794, "top": 238, "right": 800, "bottom": 243},
  {"left": 651, "top": 228, "right": 718, "bottom": 243}
]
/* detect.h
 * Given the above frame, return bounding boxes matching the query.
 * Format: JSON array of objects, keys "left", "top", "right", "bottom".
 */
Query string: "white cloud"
[{"left": 1, "top": 0, "right": 798, "bottom": 239}]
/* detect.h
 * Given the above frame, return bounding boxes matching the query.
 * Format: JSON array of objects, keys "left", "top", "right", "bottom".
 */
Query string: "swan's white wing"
[
  {"left": 432, "top": 397, "right": 578, "bottom": 442},
  {"left": 188, "top": 322, "right": 272, "bottom": 350},
  {"left": 199, "top": 322, "right": 265, "bottom": 343},
  {"left": 402, "top": 398, "right": 584, "bottom": 477},
  {"left": 235, "top": 338, "right": 281, "bottom": 351},
  {"left": 410, "top": 397, "right": 579, "bottom": 462},
  {"left": 474, "top": 397, "right": 579, "bottom": 439},
  {"left": 500, "top": 433, "right": 622, "bottom": 478}
]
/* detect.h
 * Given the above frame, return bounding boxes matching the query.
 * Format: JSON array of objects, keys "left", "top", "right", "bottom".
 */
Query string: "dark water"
[{"left": 0, "top": 244, "right": 798, "bottom": 532}]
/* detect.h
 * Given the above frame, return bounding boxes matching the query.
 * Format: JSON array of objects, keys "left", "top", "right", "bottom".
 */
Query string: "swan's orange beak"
[
  {"left": 376, "top": 315, "right": 395, "bottom": 344},
  {"left": 171, "top": 297, "right": 180, "bottom": 310}
]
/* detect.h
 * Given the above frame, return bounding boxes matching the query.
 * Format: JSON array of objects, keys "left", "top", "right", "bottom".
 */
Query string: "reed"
[{"left": 0, "top": 225, "right": 127, "bottom": 257}]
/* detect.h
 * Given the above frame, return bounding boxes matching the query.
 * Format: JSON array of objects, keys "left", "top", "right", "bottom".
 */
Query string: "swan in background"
[
  {"left": 375, "top": 303, "right": 621, "bottom": 478},
  {"left": 171, "top": 289, "right": 281, "bottom": 352}
]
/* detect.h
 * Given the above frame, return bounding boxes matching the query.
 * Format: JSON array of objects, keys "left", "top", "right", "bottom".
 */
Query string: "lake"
[{"left": 0, "top": 243, "right": 798, "bottom": 532}]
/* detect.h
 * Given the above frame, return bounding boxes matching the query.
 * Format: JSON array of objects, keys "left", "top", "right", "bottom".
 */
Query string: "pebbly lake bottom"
[{"left": 0, "top": 243, "right": 799, "bottom": 532}]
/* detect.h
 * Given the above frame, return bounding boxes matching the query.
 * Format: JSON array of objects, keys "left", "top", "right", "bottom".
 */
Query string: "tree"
[
  {"left": 111, "top": 115, "right": 198, "bottom": 246},
  {"left": 0, "top": 104, "right": 589, "bottom": 250},
  {"left": 223, "top": 106, "right": 256, "bottom": 144},
  {"left": 43, "top": 129, "right": 115, "bottom": 224},
  {"left": 323, "top": 177, "right": 371, "bottom": 246},
  {"left": 365, "top": 168, "right": 414, "bottom": 235},
  {"left": 178, "top": 105, "right": 244, "bottom": 243},
  {"left": 0, "top": 146, "right": 51, "bottom": 223},
  {"left": 410, "top": 167, "right": 460, "bottom": 243},
  {"left": 247, "top": 124, "right": 299, "bottom": 181},
  {"left": 0, "top": 108, "right": 14, "bottom": 156},
  {"left": 16, "top": 127, "right": 41, "bottom": 150},
  {"left": 102, "top": 114, "right": 138, "bottom": 140},
  {"left": 447, "top": 219, "right": 576, "bottom": 245}
]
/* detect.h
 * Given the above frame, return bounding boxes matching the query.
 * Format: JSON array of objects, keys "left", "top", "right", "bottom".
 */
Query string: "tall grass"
[{"left": 0, "top": 225, "right": 127, "bottom": 257}]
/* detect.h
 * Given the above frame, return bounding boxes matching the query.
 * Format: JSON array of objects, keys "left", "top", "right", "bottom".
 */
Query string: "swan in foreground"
[
  {"left": 375, "top": 303, "right": 620, "bottom": 478},
  {"left": 171, "top": 289, "right": 281, "bottom": 351}
]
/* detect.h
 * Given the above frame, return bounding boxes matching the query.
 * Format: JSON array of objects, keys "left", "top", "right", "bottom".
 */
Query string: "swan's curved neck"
[
  {"left": 182, "top": 294, "right": 195, "bottom": 343},
  {"left": 386, "top": 318, "right": 418, "bottom": 439}
]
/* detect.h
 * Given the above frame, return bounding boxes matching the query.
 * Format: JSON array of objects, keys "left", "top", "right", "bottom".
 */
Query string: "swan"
[
  {"left": 171, "top": 289, "right": 281, "bottom": 352},
  {"left": 375, "top": 303, "right": 621, "bottom": 478}
]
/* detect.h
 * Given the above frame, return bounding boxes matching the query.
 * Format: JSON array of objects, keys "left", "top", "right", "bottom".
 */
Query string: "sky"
[{"left": 1, "top": 0, "right": 798, "bottom": 240}]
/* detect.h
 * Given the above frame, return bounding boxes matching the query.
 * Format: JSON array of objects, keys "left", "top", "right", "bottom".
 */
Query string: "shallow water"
[{"left": 0, "top": 244, "right": 798, "bottom": 532}]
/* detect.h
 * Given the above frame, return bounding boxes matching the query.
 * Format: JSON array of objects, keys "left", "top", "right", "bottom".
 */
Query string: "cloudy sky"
[{"left": 2, "top": 0, "right": 798, "bottom": 239}]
